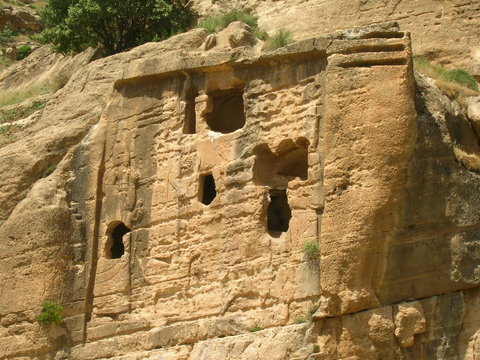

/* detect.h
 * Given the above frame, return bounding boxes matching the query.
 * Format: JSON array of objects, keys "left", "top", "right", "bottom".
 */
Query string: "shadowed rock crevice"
[
  {"left": 253, "top": 138, "right": 310, "bottom": 188},
  {"left": 198, "top": 173, "right": 217, "bottom": 206},
  {"left": 206, "top": 88, "right": 246, "bottom": 133},
  {"left": 267, "top": 189, "right": 291, "bottom": 235},
  {"left": 106, "top": 222, "right": 131, "bottom": 259}
]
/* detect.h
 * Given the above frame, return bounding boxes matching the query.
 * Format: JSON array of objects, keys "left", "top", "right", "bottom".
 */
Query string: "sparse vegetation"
[
  {"left": 302, "top": 240, "right": 320, "bottom": 260},
  {"left": 263, "top": 28, "right": 294, "bottom": 50},
  {"left": 254, "top": 28, "right": 269, "bottom": 41},
  {"left": 0, "top": 83, "right": 51, "bottom": 108},
  {"left": 41, "top": 164, "right": 56, "bottom": 177},
  {"left": 248, "top": 325, "right": 261, "bottom": 332},
  {"left": 37, "top": 301, "right": 63, "bottom": 325},
  {"left": 198, "top": 8, "right": 258, "bottom": 34},
  {"left": 0, "top": 99, "right": 46, "bottom": 123},
  {"left": 17, "top": 44, "right": 32, "bottom": 60},
  {"left": 414, "top": 57, "right": 479, "bottom": 92},
  {"left": 0, "top": 24, "right": 14, "bottom": 45},
  {"left": 293, "top": 305, "right": 319, "bottom": 324},
  {"left": 294, "top": 315, "right": 307, "bottom": 324}
]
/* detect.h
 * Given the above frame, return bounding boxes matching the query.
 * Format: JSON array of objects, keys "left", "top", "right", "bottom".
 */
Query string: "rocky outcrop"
[
  {"left": 0, "top": 5, "right": 41, "bottom": 32},
  {"left": 0, "top": 21, "right": 479, "bottom": 360},
  {"left": 192, "top": 0, "right": 480, "bottom": 78}
]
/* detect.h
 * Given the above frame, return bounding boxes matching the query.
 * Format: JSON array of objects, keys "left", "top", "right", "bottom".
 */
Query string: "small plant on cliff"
[
  {"left": 302, "top": 240, "right": 320, "bottom": 260},
  {"left": 198, "top": 8, "right": 258, "bottom": 34},
  {"left": 36, "top": 0, "right": 193, "bottom": 55},
  {"left": 248, "top": 325, "right": 261, "bottom": 332},
  {"left": 293, "top": 305, "right": 319, "bottom": 324},
  {"left": 414, "top": 57, "right": 479, "bottom": 92},
  {"left": 263, "top": 28, "right": 294, "bottom": 50},
  {"left": 16, "top": 45, "right": 32, "bottom": 60},
  {"left": 0, "top": 24, "right": 14, "bottom": 46},
  {"left": 37, "top": 301, "right": 63, "bottom": 325}
]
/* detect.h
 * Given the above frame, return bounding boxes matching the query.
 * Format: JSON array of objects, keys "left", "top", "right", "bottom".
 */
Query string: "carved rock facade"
[{"left": 0, "top": 22, "right": 480, "bottom": 360}]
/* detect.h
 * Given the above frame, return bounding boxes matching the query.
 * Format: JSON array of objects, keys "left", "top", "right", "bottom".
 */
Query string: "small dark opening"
[
  {"left": 200, "top": 174, "right": 216, "bottom": 205},
  {"left": 183, "top": 88, "right": 198, "bottom": 134},
  {"left": 206, "top": 89, "right": 245, "bottom": 133},
  {"left": 108, "top": 222, "right": 130, "bottom": 259},
  {"left": 267, "top": 190, "right": 291, "bottom": 234}
]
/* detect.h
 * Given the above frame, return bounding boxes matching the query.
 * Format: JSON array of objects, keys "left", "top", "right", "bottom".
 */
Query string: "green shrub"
[
  {"left": 198, "top": 8, "right": 258, "bottom": 34},
  {"left": 302, "top": 240, "right": 319, "bottom": 260},
  {"left": 37, "top": 0, "right": 193, "bottom": 55},
  {"left": 0, "top": 24, "right": 14, "bottom": 45},
  {"left": 17, "top": 45, "right": 32, "bottom": 60},
  {"left": 37, "top": 301, "right": 62, "bottom": 325},
  {"left": 264, "top": 28, "right": 293, "bottom": 50}
]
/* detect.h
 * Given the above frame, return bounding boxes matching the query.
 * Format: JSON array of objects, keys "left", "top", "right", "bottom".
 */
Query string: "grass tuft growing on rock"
[
  {"left": 414, "top": 57, "right": 479, "bottom": 91},
  {"left": 198, "top": 8, "right": 258, "bottom": 34},
  {"left": 263, "top": 28, "right": 294, "bottom": 50},
  {"left": 248, "top": 325, "right": 261, "bottom": 333},
  {"left": 37, "top": 301, "right": 62, "bottom": 325},
  {"left": 0, "top": 84, "right": 51, "bottom": 109},
  {"left": 302, "top": 240, "right": 319, "bottom": 260},
  {"left": 0, "top": 99, "right": 46, "bottom": 123}
]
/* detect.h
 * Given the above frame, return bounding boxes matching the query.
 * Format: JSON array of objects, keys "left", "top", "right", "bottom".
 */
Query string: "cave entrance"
[
  {"left": 199, "top": 174, "right": 217, "bottom": 205},
  {"left": 105, "top": 222, "right": 131, "bottom": 259},
  {"left": 206, "top": 89, "right": 245, "bottom": 133},
  {"left": 267, "top": 189, "right": 291, "bottom": 235}
]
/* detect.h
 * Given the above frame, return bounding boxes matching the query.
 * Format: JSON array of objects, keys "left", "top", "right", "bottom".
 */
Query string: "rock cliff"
[
  {"left": 193, "top": 0, "right": 480, "bottom": 78},
  {"left": 0, "top": 7, "right": 479, "bottom": 360}
]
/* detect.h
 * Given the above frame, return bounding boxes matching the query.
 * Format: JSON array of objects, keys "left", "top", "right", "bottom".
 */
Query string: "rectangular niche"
[
  {"left": 183, "top": 87, "right": 198, "bottom": 134},
  {"left": 206, "top": 88, "right": 246, "bottom": 134},
  {"left": 267, "top": 189, "right": 291, "bottom": 235}
]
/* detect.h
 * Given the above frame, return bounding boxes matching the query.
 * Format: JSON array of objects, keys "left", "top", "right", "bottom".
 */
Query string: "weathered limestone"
[
  {"left": 0, "top": 21, "right": 480, "bottom": 360},
  {"left": 193, "top": 0, "right": 480, "bottom": 76}
]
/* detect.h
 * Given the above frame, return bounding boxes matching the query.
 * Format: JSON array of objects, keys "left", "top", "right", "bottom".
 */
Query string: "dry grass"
[
  {"left": 0, "top": 123, "right": 21, "bottom": 147},
  {"left": 0, "top": 83, "right": 51, "bottom": 108},
  {"left": 435, "top": 79, "right": 479, "bottom": 109},
  {"left": 454, "top": 146, "right": 480, "bottom": 172},
  {"left": 414, "top": 57, "right": 479, "bottom": 103},
  {"left": 263, "top": 28, "right": 294, "bottom": 51}
]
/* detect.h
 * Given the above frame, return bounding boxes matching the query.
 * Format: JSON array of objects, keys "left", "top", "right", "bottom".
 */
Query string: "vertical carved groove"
[{"left": 83, "top": 138, "right": 106, "bottom": 342}]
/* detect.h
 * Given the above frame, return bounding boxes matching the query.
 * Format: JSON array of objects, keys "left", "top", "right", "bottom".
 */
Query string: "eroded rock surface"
[
  {"left": 192, "top": 0, "right": 480, "bottom": 77},
  {"left": 0, "top": 21, "right": 479, "bottom": 360}
]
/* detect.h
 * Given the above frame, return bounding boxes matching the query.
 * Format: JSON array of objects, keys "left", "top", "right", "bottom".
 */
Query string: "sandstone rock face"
[
  {"left": 0, "top": 5, "right": 41, "bottom": 32},
  {"left": 0, "top": 22, "right": 480, "bottom": 360},
  {"left": 193, "top": 0, "right": 480, "bottom": 76}
]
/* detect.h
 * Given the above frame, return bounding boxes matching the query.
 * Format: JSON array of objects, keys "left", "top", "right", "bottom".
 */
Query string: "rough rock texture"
[
  {"left": 0, "top": 21, "right": 480, "bottom": 360},
  {"left": 0, "top": 4, "right": 41, "bottom": 32},
  {"left": 193, "top": 0, "right": 480, "bottom": 77}
]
